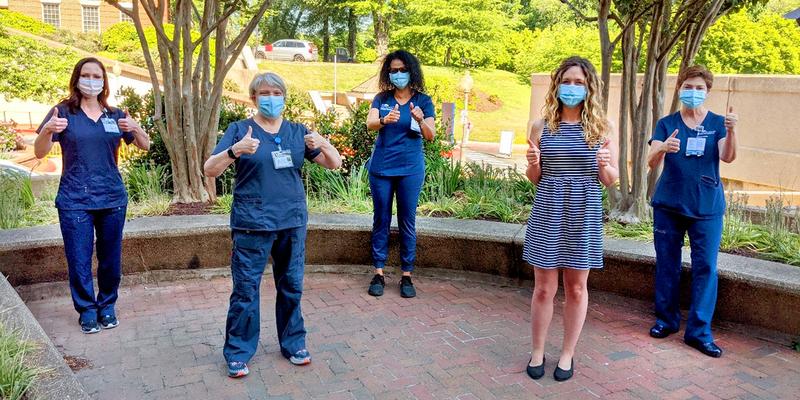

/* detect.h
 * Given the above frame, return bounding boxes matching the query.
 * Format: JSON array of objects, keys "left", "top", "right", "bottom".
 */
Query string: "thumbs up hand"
[
  {"left": 596, "top": 137, "right": 612, "bottom": 168},
  {"left": 232, "top": 126, "right": 260, "bottom": 156},
  {"left": 117, "top": 109, "right": 139, "bottom": 133},
  {"left": 526, "top": 138, "right": 541, "bottom": 166},
  {"left": 724, "top": 106, "right": 738, "bottom": 132},
  {"left": 662, "top": 129, "right": 681, "bottom": 154},
  {"left": 410, "top": 102, "right": 424, "bottom": 123},
  {"left": 44, "top": 107, "right": 68, "bottom": 135},
  {"left": 383, "top": 104, "right": 401, "bottom": 124},
  {"left": 304, "top": 130, "right": 326, "bottom": 150}
]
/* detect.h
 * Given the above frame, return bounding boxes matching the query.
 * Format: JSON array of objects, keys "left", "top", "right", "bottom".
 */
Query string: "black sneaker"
[
  {"left": 80, "top": 318, "right": 100, "bottom": 334},
  {"left": 99, "top": 314, "right": 119, "bottom": 330},
  {"left": 400, "top": 276, "right": 416, "bottom": 298},
  {"left": 368, "top": 274, "right": 385, "bottom": 297}
]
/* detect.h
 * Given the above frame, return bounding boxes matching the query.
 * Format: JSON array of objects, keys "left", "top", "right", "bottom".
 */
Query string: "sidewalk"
[{"left": 25, "top": 271, "right": 800, "bottom": 399}]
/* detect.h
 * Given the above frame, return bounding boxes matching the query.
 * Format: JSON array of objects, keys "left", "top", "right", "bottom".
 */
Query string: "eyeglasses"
[{"left": 389, "top": 68, "right": 408, "bottom": 74}]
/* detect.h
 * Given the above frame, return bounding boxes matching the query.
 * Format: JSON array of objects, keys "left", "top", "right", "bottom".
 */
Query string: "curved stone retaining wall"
[{"left": 1, "top": 214, "right": 798, "bottom": 335}]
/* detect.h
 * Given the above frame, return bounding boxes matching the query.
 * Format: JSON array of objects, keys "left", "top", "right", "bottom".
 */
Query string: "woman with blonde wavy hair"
[{"left": 522, "top": 56, "right": 619, "bottom": 382}]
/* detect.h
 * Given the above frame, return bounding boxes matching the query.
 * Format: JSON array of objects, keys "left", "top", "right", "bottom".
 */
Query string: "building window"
[
  {"left": 82, "top": 5, "right": 100, "bottom": 32},
  {"left": 41, "top": 3, "right": 60, "bottom": 28},
  {"left": 120, "top": 11, "right": 134, "bottom": 23}
]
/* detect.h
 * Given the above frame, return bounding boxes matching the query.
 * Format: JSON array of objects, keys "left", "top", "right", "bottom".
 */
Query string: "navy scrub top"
[
  {"left": 369, "top": 91, "right": 435, "bottom": 176},
  {"left": 650, "top": 111, "right": 728, "bottom": 219},
  {"left": 213, "top": 118, "right": 321, "bottom": 232},
  {"left": 37, "top": 105, "right": 135, "bottom": 210}
]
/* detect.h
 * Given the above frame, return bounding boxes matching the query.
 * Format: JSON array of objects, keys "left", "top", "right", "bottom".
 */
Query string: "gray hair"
[{"left": 248, "top": 72, "right": 287, "bottom": 97}]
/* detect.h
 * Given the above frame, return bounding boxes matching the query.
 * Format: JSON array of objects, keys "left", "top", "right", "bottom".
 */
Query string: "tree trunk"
[
  {"left": 109, "top": 0, "right": 272, "bottom": 204},
  {"left": 611, "top": 19, "right": 637, "bottom": 222},
  {"left": 347, "top": 8, "right": 357, "bottom": 60},
  {"left": 290, "top": 10, "right": 304, "bottom": 38},
  {"left": 322, "top": 16, "right": 330, "bottom": 62},
  {"left": 372, "top": 10, "right": 389, "bottom": 57},
  {"left": 597, "top": 0, "right": 613, "bottom": 111}
]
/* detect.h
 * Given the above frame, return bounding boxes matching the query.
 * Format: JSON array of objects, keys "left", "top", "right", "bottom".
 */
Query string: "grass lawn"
[{"left": 258, "top": 61, "right": 532, "bottom": 143}]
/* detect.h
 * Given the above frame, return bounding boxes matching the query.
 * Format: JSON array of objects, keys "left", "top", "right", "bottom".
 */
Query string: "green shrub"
[
  {"left": 324, "top": 103, "right": 375, "bottom": 175},
  {"left": 0, "top": 325, "right": 43, "bottom": 400},
  {"left": 102, "top": 22, "right": 139, "bottom": 52},
  {"left": 0, "top": 29, "right": 79, "bottom": 103},
  {"left": 356, "top": 47, "right": 378, "bottom": 64},
  {"left": 123, "top": 162, "right": 169, "bottom": 202},
  {"left": 0, "top": 125, "right": 22, "bottom": 153},
  {"left": 0, "top": 170, "right": 35, "bottom": 230},
  {"left": 0, "top": 10, "right": 55, "bottom": 36},
  {"left": 127, "top": 194, "right": 171, "bottom": 218},
  {"left": 211, "top": 194, "right": 233, "bottom": 214}
]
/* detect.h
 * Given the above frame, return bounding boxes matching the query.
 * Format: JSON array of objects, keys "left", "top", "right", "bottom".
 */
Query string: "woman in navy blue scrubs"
[
  {"left": 647, "top": 66, "right": 739, "bottom": 358},
  {"left": 365, "top": 50, "right": 436, "bottom": 299},
  {"left": 204, "top": 72, "right": 342, "bottom": 378},
  {"left": 33, "top": 57, "right": 150, "bottom": 334}
]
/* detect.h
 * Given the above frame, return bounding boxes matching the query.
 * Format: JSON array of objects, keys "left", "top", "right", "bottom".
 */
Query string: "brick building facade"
[{"left": 0, "top": 0, "right": 162, "bottom": 33}]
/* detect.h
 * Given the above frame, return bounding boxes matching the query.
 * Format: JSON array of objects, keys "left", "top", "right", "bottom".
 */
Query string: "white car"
[{"left": 255, "top": 40, "right": 318, "bottom": 62}]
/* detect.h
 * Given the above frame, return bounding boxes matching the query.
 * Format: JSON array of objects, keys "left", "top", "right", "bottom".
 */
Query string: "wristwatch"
[
  {"left": 379, "top": 117, "right": 386, "bottom": 126},
  {"left": 227, "top": 147, "right": 238, "bottom": 159}
]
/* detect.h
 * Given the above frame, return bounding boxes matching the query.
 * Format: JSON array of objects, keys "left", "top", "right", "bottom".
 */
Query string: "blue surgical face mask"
[
  {"left": 558, "top": 84, "right": 586, "bottom": 108},
  {"left": 390, "top": 72, "right": 410, "bottom": 89},
  {"left": 679, "top": 89, "right": 706, "bottom": 109},
  {"left": 258, "top": 95, "right": 285, "bottom": 118},
  {"left": 78, "top": 78, "right": 104, "bottom": 97}
]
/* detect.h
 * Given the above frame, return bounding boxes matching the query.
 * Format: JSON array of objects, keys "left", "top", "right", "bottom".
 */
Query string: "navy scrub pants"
[
  {"left": 653, "top": 207, "right": 723, "bottom": 343},
  {"left": 223, "top": 226, "right": 308, "bottom": 363},
  {"left": 58, "top": 206, "right": 127, "bottom": 323},
  {"left": 368, "top": 172, "right": 425, "bottom": 272}
]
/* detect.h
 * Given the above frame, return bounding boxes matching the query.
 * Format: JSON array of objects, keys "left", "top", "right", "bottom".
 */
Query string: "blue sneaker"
[
  {"left": 227, "top": 361, "right": 249, "bottom": 378},
  {"left": 289, "top": 349, "right": 312, "bottom": 366},
  {"left": 79, "top": 318, "right": 100, "bottom": 334},
  {"left": 99, "top": 314, "right": 119, "bottom": 330}
]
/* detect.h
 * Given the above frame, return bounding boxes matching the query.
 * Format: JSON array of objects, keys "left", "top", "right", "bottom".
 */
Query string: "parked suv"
[
  {"left": 255, "top": 39, "right": 318, "bottom": 62},
  {"left": 327, "top": 47, "right": 354, "bottom": 63}
]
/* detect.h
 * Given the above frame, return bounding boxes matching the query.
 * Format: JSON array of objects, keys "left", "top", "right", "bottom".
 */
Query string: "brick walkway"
[{"left": 25, "top": 271, "right": 800, "bottom": 400}]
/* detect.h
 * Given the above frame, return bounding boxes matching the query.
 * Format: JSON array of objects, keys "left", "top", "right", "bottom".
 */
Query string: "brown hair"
[
  {"left": 60, "top": 57, "right": 113, "bottom": 114},
  {"left": 677, "top": 65, "right": 714, "bottom": 90},
  {"left": 542, "top": 56, "right": 609, "bottom": 147}
]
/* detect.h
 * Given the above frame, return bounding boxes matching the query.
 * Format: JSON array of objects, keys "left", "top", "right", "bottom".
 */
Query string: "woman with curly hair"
[
  {"left": 364, "top": 50, "right": 435, "bottom": 298},
  {"left": 522, "top": 56, "right": 619, "bottom": 382}
]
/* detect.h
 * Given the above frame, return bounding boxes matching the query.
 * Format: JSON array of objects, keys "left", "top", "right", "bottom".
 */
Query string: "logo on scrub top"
[{"left": 694, "top": 126, "right": 716, "bottom": 137}]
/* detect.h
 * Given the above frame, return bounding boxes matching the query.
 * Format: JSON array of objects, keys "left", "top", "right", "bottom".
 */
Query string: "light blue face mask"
[
  {"left": 679, "top": 89, "right": 706, "bottom": 109},
  {"left": 558, "top": 84, "right": 587, "bottom": 108},
  {"left": 258, "top": 95, "right": 285, "bottom": 118},
  {"left": 390, "top": 72, "right": 410, "bottom": 89}
]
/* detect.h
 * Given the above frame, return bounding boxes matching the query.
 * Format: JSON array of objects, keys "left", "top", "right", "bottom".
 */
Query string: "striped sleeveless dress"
[{"left": 522, "top": 122, "right": 604, "bottom": 269}]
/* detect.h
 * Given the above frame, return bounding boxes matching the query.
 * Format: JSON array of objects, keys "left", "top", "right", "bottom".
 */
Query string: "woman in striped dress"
[{"left": 523, "top": 57, "right": 619, "bottom": 382}]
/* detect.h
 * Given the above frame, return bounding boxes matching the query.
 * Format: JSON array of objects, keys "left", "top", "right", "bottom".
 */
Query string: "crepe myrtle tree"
[
  {"left": 108, "top": 0, "right": 271, "bottom": 203},
  {"left": 561, "top": 0, "right": 758, "bottom": 222}
]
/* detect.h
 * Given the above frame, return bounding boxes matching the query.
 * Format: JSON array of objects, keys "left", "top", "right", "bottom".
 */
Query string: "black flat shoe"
[
  {"left": 553, "top": 358, "right": 574, "bottom": 382},
  {"left": 685, "top": 338, "right": 722, "bottom": 358},
  {"left": 526, "top": 356, "right": 545, "bottom": 380},
  {"left": 649, "top": 323, "right": 678, "bottom": 339}
]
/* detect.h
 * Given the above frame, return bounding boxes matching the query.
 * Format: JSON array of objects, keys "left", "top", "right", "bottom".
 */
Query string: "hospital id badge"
[
  {"left": 686, "top": 137, "right": 706, "bottom": 157},
  {"left": 101, "top": 118, "right": 120, "bottom": 134},
  {"left": 271, "top": 149, "right": 294, "bottom": 169},
  {"left": 410, "top": 118, "right": 421, "bottom": 134}
]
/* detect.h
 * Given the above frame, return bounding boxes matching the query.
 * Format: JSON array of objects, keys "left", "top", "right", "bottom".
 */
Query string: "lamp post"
[{"left": 458, "top": 70, "right": 473, "bottom": 161}]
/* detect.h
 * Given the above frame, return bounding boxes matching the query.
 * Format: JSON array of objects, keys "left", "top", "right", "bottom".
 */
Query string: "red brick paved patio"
[{"left": 25, "top": 271, "right": 800, "bottom": 399}]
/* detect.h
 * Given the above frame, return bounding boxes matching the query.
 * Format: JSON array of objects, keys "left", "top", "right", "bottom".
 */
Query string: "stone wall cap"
[{"left": 2, "top": 214, "right": 798, "bottom": 292}]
